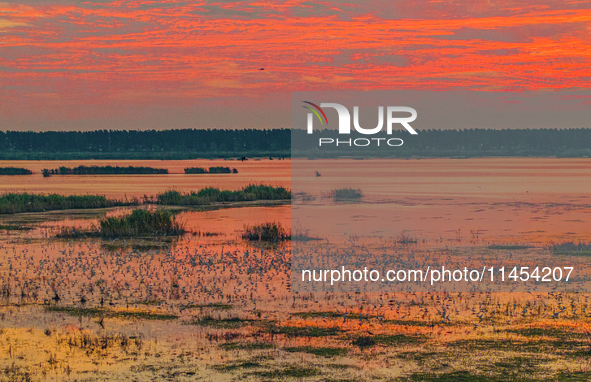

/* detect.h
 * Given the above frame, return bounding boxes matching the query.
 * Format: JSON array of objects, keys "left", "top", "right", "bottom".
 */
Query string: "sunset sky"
[{"left": 1, "top": 0, "right": 591, "bottom": 131}]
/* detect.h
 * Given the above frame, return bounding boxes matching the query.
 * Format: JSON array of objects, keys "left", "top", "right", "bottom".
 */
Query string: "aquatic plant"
[
  {"left": 0, "top": 193, "right": 137, "bottom": 214},
  {"left": 184, "top": 166, "right": 237, "bottom": 174},
  {"left": 0, "top": 167, "right": 32, "bottom": 175},
  {"left": 242, "top": 222, "right": 288, "bottom": 242},
  {"left": 184, "top": 167, "right": 208, "bottom": 174},
  {"left": 155, "top": 184, "right": 291, "bottom": 206},
  {"left": 57, "top": 209, "right": 186, "bottom": 238},
  {"left": 42, "top": 165, "right": 168, "bottom": 176},
  {"left": 551, "top": 242, "right": 591, "bottom": 256},
  {"left": 328, "top": 188, "right": 363, "bottom": 201}
]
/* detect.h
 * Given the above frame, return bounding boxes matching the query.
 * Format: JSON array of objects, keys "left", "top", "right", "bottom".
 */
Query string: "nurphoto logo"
[{"left": 303, "top": 101, "right": 418, "bottom": 147}]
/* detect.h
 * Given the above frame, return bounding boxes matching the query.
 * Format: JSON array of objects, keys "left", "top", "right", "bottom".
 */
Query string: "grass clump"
[
  {"left": 254, "top": 366, "right": 320, "bottom": 378},
  {"left": 42, "top": 165, "right": 168, "bottom": 177},
  {"left": 399, "top": 371, "right": 510, "bottom": 381},
  {"left": 46, "top": 306, "right": 178, "bottom": 320},
  {"left": 184, "top": 167, "right": 208, "bottom": 174},
  {"left": 284, "top": 346, "right": 347, "bottom": 358},
  {"left": 488, "top": 244, "right": 531, "bottom": 250},
  {"left": 209, "top": 166, "right": 235, "bottom": 174},
  {"left": 0, "top": 167, "right": 32, "bottom": 175},
  {"left": 0, "top": 224, "right": 32, "bottom": 231},
  {"left": 184, "top": 166, "right": 237, "bottom": 174},
  {"left": 220, "top": 342, "right": 274, "bottom": 351},
  {"left": 266, "top": 324, "right": 342, "bottom": 337},
  {"left": 193, "top": 316, "right": 254, "bottom": 329},
  {"left": 551, "top": 242, "right": 591, "bottom": 256},
  {"left": 352, "top": 334, "right": 425, "bottom": 349},
  {"left": 506, "top": 327, "right": 585, "bottom": 339},
  {"left": 0, "top": 193, "right": 137, "bottom": 214},
  {"left": 328, "top": 188, "right": 363, "bottom": 201},
  {"left": 58, "top": 209, "right": 186, "bottom": 239},
  {"left": 155, "top": 184, "right": 291, "bottom": 206},
  {"left": 213, "top": 361, "right": 261, "bottom": 373},
  {"left": 242, "top": 222, "right": 289, "bottom": 242}
]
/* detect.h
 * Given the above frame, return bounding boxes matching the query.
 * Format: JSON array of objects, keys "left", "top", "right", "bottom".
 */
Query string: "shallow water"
[{"left": 1, "top": 158, "right": 591, "bottom": 380}]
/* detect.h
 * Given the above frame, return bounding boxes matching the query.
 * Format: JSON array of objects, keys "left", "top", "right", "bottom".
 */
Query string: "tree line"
[{"left": 0, "top": 128, "right": 590, "bottom": 159}]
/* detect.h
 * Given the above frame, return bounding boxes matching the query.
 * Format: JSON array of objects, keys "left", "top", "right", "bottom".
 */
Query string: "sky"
[{"left": 1, "top": 0, "right": 591, "bottom": 131}]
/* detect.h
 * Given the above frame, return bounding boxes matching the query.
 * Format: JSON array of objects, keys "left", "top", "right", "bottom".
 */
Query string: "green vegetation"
[
  {"left": 220, "top": 342, "right": 275, "bottom": 351},
  {"left": 57, "top": 209, "right": 186, "bottom": 239},
  {"left": 242, "top": 222, "right": 289, "bottom": 242},
  {"left": 6, "top": 128, "right": 591, "bottom": 159},
  {"left": 253, "top": 366, "right": 320, "bottom": 379},
  {"left": 505, "top": 327, "right": 585, "bottom": 339},
  {"left": 488, "top": 244, "right": 532, "bottom": 250},
  {"left": 284, "top": 346, "right": 348, "bottom": 358},
  {"left": 0, "top": 167, "right": 32, "bottom": 175},
  {"left": 193, "top": 316, "right": 254, "bottom": 329},
  {"left": 155, "top": 185, "right": 291, "bottom": 206},
  {"left": 353, "top": 334, "right": 425, "bottom": 349},
  {"left": 45, "top": 306, "right": 179, "bottom": 320},
  {"left": 0, "top": 185, "right": 290, "bottom": 215},
  {"left": 185, "top": 166, "right": 237, "bottom": 174},
  {"left": 0, "top": 193, "right": 137, "bottom": 214},
  {"left": 0, "top": 224, "right": 32, "bottom": 231},
  {"left": 184, "top": 167, "right": 208, "bottom": 174},
  {"left": 329, "top": 188, "right": 363, "bottom": 201},
  {"left": 551, "top": 242, "right": 591, "bottom": 256},
  {"left": 42, "top": 165, "right": 168, "bottom": 177},
  {"left": 212, "top": 361, "right": 262, "bottom": 373},
  {"left": 399, "top": 371, "right": 512, "bottom": 382}
]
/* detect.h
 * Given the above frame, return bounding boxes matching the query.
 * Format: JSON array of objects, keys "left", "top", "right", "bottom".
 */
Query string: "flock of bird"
[{"left": 0, "top": 227, "right": 590, "bottom": 334}]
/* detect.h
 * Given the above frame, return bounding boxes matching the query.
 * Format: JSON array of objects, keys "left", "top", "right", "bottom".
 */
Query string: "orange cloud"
[{"left": 0, "top": 0, "right": 590, "bottom": 128}]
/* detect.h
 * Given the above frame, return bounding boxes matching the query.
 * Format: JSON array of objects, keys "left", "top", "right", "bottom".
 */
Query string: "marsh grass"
[
  {"left": 284, "top": 346, "right": 348, "bottom": 358},
  {"left": 252, "top": 365, "right": 320, "bottom": 378},
  {"left": 0, "top": 167, "right": 32, "bottom": 175},
  {"left": 212, "top": 361, "right": 262, "bottom": 373},
  {"left": 325, "top": 188, "right": 363, "bottom": 202},
  {"left": 184, "top": 166, "right": 237, "bottom": 174},
  {"left": 242, "top": 222, "right": 289, "bottom": 242},
  {"left": 400, "top": 371, "right": 510, "bottom": 382},
  {"left": 505, "top": 327, "right": 586, "bottom": 339},
  {"left": 0, "top": 224, "right": 32, "bottom": 231},
  {"left": 0, "top": 193, "right": 137, "bottom": 214},
  {"left": 489, "top": 244, "right": 532, "bottom": 250},
  {"left": 220, "top": 342, "right": 274, "bottom": 351},
  {"left": 42, "top": 165, "right": 168, "bottom": 177},
  {"left": 155, "top": 184, "right": 291, "bottom": 206},
  {"left": 193, "top": 316, "right": 254, "bottom": 329},
  {"left": 57, "top": 209, "right": 186, "bottom": 239},
  {"left": 551, "top": 242, "right": 591, "bottom": 256},
  {"left": 448, "top": 338, "right": 587, "bottom": 353},
  {"left": 352, "top": 334, "right": 426, "bottom": 349},
  {"left": 45, "top": 306, "right": 179, "bottom": 320}
]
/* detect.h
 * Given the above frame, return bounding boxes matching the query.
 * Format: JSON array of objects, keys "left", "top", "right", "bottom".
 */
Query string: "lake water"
[
  {"left": 3, "top": 157, "right": 591, "bottom": 245},
  {"left": 1, "top": 157, "right": 591, "bottom": 380}
]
